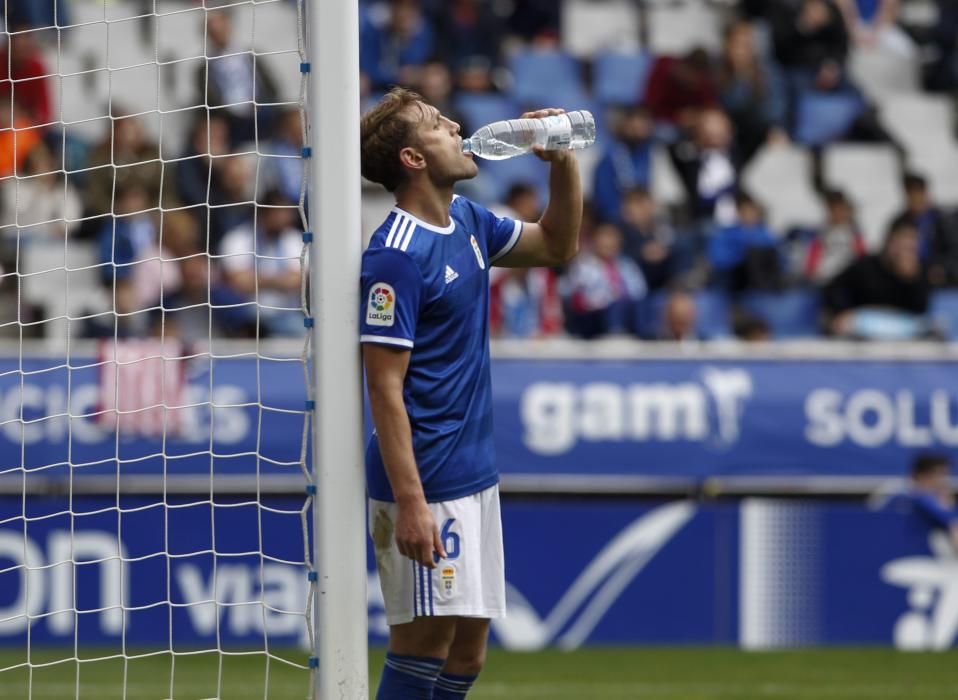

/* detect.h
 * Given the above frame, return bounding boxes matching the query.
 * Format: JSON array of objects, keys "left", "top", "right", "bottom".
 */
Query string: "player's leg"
[
  {"left": 434, "top": 617, "right": 490, "bottom": 698},
  {"left": 377, "top": 616, "right": 457, "bottom": 700},
  {"left": 435, "top": 485, "right": 505, "bottom": 697}
]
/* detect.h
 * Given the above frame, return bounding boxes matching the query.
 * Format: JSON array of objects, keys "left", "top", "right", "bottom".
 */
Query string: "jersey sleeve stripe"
[
  {"left": 384, "top": 214, "right": 403, "bottom": 248},
  {"left": 360, "top": 335, "right": 415, "bottom": 348},
  {"left": 400, "top": 222, "right": 416, "bottom": 251},
  {"left": 489, "top": 220, "right": 523, "bottom": 264}
]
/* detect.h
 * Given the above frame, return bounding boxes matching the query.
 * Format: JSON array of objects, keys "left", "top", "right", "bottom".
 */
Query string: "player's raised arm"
[
  {"left": 363, "top": 344, "right": 446, "bottom": 569},
  {"left": 494, "top": 108, "right": 583, "bottom": 268}
]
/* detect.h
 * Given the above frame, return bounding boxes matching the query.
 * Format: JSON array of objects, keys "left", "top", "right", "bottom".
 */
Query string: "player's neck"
[{"left": 394, "top": 183, "right": 454, "bottom": 229}]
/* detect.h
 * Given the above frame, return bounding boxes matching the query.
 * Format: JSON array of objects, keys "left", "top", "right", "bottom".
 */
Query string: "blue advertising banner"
[
  {"left": 493, "top": 359, "right": 958, "bottom": 478},
  {"left": 0, "top": 355, "right": 306, "bottom": 478},
  {"left": 1, "top": 495, "right": 954, "bottom": 649},
  {"left": 3, "top": 355, "right": 958, "bottom": 480}
]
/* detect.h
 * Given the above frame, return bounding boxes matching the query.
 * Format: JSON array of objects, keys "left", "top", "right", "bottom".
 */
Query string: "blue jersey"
[{"left": 360, "top": 196, "right": 522, "bottom": 502}]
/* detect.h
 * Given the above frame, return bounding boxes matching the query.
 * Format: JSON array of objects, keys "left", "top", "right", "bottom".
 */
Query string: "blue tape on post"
[
  {"left": 300, "top": 62, "right": 311, "bottom": 73},
  {"left": 305, "top": 484, "right": 317, "bottom": 496},
  {"left": 302, "top": 231, "right": 313, "bottom": 243},
  {"left": 306, "top": 400, "right": 316, "bottom": 410},
  {"left": 308, "top": 571, "right": 318, "bottom": 582},
  {"left": 308, "top": 656, "right": 319, "bottom": 669},
  {"left": 301, "top": 146, "right": 312, "bottom": 158},
  {"left": 304, "top": 317, "right": 314, "bottom": 328}
]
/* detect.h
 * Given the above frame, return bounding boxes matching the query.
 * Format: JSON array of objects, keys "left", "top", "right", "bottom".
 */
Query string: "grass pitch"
[{"left": 0, "top": 647, "right": 955, "bottom": 699}]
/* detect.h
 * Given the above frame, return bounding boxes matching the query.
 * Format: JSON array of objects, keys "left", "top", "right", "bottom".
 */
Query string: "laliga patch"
[
  {"left": 366, "top": 283, "right": 396, "bottom": 326},
  {"left": 469, "top": 235, "right": 486, "bottom": 270},
  {"left": 440, "top": 564, "right": 457, "bottom": 596}
]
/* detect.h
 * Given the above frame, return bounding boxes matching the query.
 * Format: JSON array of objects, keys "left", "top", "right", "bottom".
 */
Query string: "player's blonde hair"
[{"left": 360, "top": 87, "right": 424, "bottom": 193}]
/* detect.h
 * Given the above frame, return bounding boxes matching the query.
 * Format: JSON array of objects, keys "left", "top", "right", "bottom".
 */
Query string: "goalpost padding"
[{"left": 0, "top": 1, "right": 331, "bottom": 697}]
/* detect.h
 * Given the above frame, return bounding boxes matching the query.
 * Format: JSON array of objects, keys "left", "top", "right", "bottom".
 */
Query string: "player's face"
[{"left": 411, "top": 103, "right": 478, "bottom": 185}]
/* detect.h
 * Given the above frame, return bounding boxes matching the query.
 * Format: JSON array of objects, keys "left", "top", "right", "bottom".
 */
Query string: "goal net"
[{"left": 0, "top": 1, "right": 318, "bottom": 697}]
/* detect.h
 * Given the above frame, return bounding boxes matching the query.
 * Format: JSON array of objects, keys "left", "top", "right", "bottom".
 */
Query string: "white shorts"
[{"left": 369, "top": 484, "right": 506, "bottom": 626}]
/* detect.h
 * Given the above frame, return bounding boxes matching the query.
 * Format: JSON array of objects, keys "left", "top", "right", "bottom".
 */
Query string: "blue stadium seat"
[
  {"left": 454, "top": 93, "right": 520, "bottom": 134},
  {"left": 740, "top": 289, "right": 822, "bottom": 339},
  {"left": 509, "top": 48, "right": 587, "bottom": 108},
  {"left": 593, "top": 51, "right": 652, "bottom": 106},
  {"left": 793, "top": 91, "right": 865, "bottom": 147},
  {"left": 473, "top": 152, "right": 549, "bottom": 204},
  {"left": 930, "top": 289, "right": 958, "bottom": 340}
]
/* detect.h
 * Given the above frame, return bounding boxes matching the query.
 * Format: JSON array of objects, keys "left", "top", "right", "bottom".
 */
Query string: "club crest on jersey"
[
  {"left": 440, "top": 565, "right": 456, "bottom": 595},
  {"left": 366, "top": 283, "right": 395, "bottom": 326},
  {"left": 469, "top": 235, "right": 486, "bottom": 270}
]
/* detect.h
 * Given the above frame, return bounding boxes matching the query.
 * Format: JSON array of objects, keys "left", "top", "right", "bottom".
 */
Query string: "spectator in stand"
[
  {"left": 717, "top": 20, "right": 789, "bottom": 165},
  {"left": 97, "top": 184, "right": 182, "bottom": 337},
  {"left": 803, "top": 189, "right": 866, "bottom": 285},
  {"left": 672, "top": 108, "right": 739, "bottom": 226},
  {"left": 431, "top": 0, "right": 503, "bottom": 72},
  {"left": 489, "top": 267, "right": 563, "bottom": 339},
  {"left": 176, "top": 113, "right": 251, "bottom": 250},
  {"left": 162, "top": 254, "right": 256, "bottom": 343},
  {"left": 198, "top": 7, "right": 278, "bottom": 145},
  {"left": 709, "top": 191, "right": 783, "bottom": 292},
  {"left": 0, "top": 142, "right": 81, "bottom": 246},
  {"left": 644, "top": 48, "right": 717, "bottom": 137},
  {"left": 884, "top": 454, "right": 958, "bottom": 550},
  {"left": 824, "top": 220, "right": 931, "bottom": 338},
  {"left": 769, "top": 0, "right": 896, "bottom": 144},
  {"left": 592, "top": 106, "right": 654, "bottom": 223},
  {"left": 261, "top": 108, "right": 304, "bottom": 206},
  {"left": 2, "top": 1, "right": 69, "bottom": 29},
  {"left": 921, "top": 0, "right": 958, "bottom": 91},
  {"left": 505, "top": 0, "right": 562, "bottom": 43},
  {"left": 618, "top": 187, "right": 682, "bottom": 291},
  {"left": 416, "top": 60, "right": 464, "bottom": 130},
  {"left": 360, "top": 0, "right": 434, "bottom": 92},
  {"left": 733, "top": 312, "right": 772, "bottom": 341},
  {"left": 769, "top": 0, "right": 851, "bottom": 92},
  {"left": 837, "top": 0, "right": 913, "bottom": 55},
  {"left": 83, "top": 111, "right": 165, "bottom": 235},
  {"left": 0, "top": 95, "right": 41, "bottom": 178},
  {"left": 0, "top": 28, "right": 51, "bottom": 130},
  {"left": 219, "top": 190, "right": 303, "bottom": 337},
  {"left": 561, "top": 222, "right": 647, "bottom": 339},
  {"left": 659, "top": 289, "right": 701, "bottom": 341},
  {"left": 891, "top": 173, "right": 958, "bottom": 287}
]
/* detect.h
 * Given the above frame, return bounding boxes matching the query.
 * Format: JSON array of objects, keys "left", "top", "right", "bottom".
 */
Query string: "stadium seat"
[
  {"left": 880, "top": 95, "right": 958, "bottom": 206},
  {"left": 561, "top": 0, "right": 641, "bottom": 58},
  {"left": 823, "top": 144, "right": 904, "bottom": 249},
  {"left": 740, "top": 290, "right": 821, "bottom": 339},
  {"left": 454, "top": 93, "right": 520, "bottom": 135},
  {"left": 650, "top": 146, "right": 686, "bottom": 207},
  {"left": 793, "top": 90, "right": 865, "bottom": 147},
  {"left": 646, "top": 0, "right": 722, "bottom": 55},
  {"left": 742, "top": 144, "right": 824, "bottom": 233},
  {"left": 929, "top": 290, "right": 958, "bottom": 340},
  {"left": 592, "top": 51, "right": 652, "bottom": 106},
  {"left": 508, "top": 48, "right": 587, "bottom": 108}
]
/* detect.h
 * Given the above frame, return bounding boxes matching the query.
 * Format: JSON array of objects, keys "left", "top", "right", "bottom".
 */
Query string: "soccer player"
[{"left": 359, "top": 88, "right": 582, "bottom": 699}]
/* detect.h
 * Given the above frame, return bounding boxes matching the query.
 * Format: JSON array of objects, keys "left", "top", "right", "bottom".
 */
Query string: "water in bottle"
[{"left": 461, "top": 110, "right": 596, "bottom": 160}]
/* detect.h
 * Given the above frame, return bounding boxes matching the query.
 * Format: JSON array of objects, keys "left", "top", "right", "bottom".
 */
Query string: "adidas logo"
[{"left": 444, "top": 265, "right": 459, "bottom": 284}]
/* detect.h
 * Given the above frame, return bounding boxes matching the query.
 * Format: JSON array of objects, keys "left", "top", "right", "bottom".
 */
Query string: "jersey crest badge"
[
  {"left": 469, "top": 235, "right": 486, "bottom": 270},
  {"left": 366, "top": 283, "right": 396, "bottom": 326}
]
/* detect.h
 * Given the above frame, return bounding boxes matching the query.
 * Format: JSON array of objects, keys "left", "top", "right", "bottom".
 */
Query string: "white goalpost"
[{"left": 0, "top": 0, "right": 367, "bottom": 697}]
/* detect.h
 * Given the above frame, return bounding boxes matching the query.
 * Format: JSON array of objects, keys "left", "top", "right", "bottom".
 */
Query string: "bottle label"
[{"left": 542, "top": 115, "right": 572, "bottom": 150}]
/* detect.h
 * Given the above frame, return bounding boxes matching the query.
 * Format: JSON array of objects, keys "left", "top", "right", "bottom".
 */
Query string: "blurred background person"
[
  {"left": 592, "top": 106, "right": 654, "bottom": 223},
  {"left": 802, "top": 189, "right": 867, "bottom": 286},
  {"left": 561, "top": 222, "right": 646, "bottom": 339}
]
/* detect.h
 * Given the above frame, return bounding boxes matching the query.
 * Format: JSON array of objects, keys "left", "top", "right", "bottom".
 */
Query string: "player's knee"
[{"left": 446, "top": 646, "right": 486, "bottom": 676}]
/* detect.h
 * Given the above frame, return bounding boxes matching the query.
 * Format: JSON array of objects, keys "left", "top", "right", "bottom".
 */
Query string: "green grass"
[{"left": 0, "top": 647, "right": 956, "bottom": 699}]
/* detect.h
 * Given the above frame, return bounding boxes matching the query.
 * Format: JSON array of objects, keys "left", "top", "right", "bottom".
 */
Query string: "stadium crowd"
[{"left": 2, "top": 0, "right": 958, "bottom": 342}]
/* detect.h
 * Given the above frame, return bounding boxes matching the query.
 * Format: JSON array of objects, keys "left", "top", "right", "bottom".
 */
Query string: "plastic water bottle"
[{"left": 462, "top": 110, "right": 596, "bottom": 160}]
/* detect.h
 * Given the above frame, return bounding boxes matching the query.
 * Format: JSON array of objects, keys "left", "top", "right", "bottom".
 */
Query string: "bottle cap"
[{"left": 461, "top": 139, "right": 473, "bottom": 154}]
